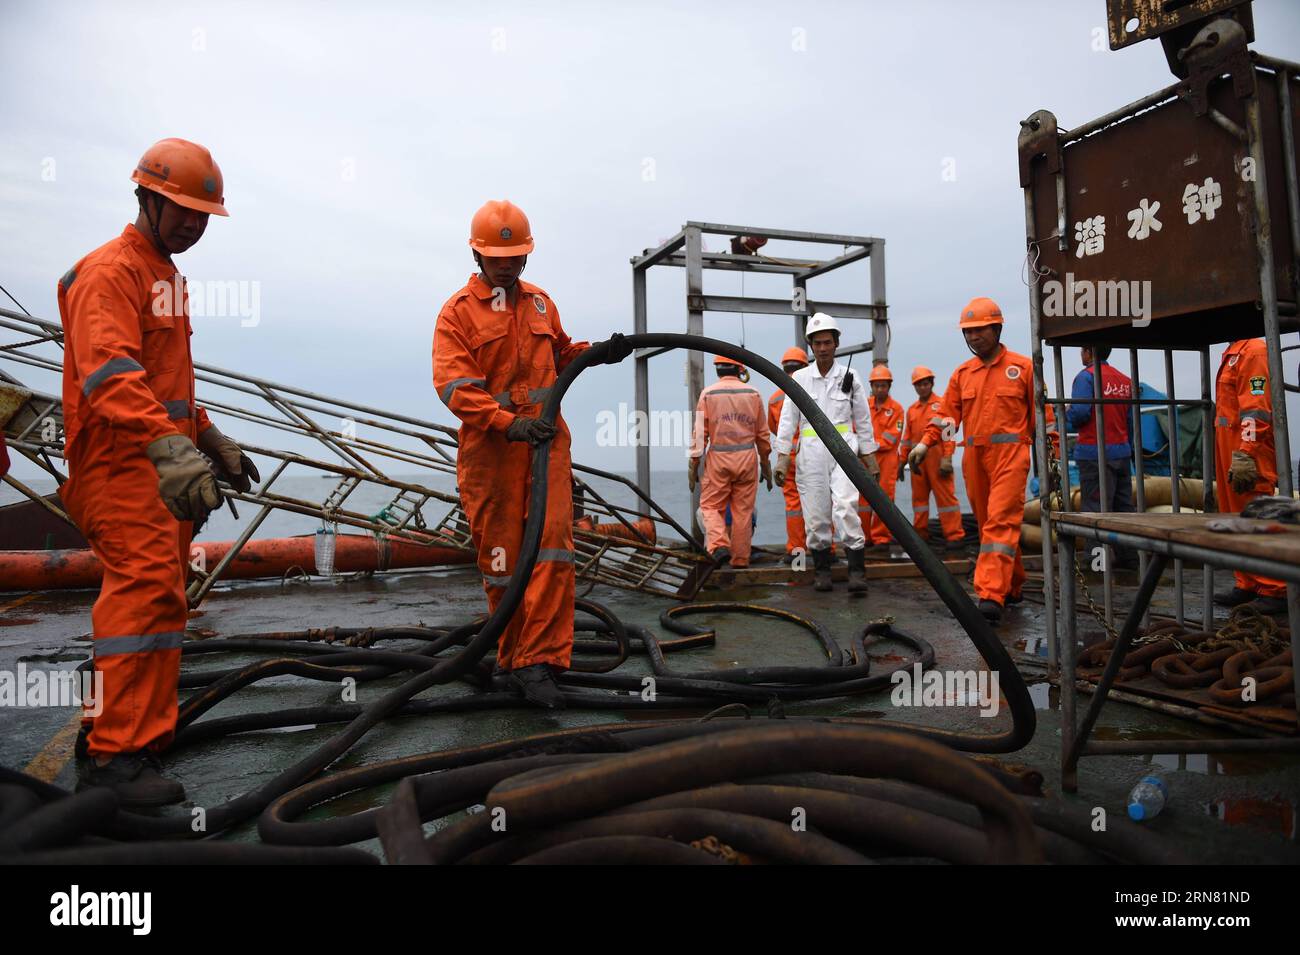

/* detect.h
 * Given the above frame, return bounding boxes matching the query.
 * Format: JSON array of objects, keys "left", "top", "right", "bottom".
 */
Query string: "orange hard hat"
[
  {"left": 713, "top": 354, "right": 745, "bottom": 371},
  {"left": 911, "top": 365, "right": 936, "bottom": 384},
  {"left": 130, "top": 138, "right": 228, "bottom": 216},
  {"left": 781, "top": 347, "right": 809, "bottom": 367},
  {"left": 868, "top": 365, "right": 893, "bottom": 383},
  {"left": 469, "top": 200, "right": 534, "bottom": 257},
  {"left": 958, "top": 296, "right": 1003, "bottom": 329}
]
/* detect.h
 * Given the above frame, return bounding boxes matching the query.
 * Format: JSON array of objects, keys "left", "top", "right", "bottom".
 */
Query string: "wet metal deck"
[{"left": 2, "top": 564, "right": 1298, "bottom": 860}]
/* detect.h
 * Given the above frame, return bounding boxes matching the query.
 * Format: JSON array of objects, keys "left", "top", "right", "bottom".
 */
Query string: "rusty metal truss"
[{"left": 0, "top": 308, "right": 712, "bottom": 603}]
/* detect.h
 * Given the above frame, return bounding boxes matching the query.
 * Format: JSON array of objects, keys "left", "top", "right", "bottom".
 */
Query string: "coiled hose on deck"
[{"left": 0, "top": 333, "right": 1036, "bottom": 857}]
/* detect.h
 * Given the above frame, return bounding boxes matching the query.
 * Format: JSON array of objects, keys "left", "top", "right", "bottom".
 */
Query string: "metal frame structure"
[
  {"left": 1054, "top": 515, "right": 1300, "bottom": 791},
  {"left": 0, "top": 308, "right": 713, "bottom": 602},
  {"left": 629, "top": 222, "right": 887, "bottom": 515},
  {"left": 1021, "top": 51, "right": 1300, "bottom": 791}
]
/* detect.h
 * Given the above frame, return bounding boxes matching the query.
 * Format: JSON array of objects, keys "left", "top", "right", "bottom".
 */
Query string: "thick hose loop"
[{"left": 545, "top": 334, "right": 1034, "bottom": 752}]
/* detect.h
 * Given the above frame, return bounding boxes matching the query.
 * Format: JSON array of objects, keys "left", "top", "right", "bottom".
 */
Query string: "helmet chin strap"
[{"left": 141, "top": 190, "right": 175, "bottom": 258}]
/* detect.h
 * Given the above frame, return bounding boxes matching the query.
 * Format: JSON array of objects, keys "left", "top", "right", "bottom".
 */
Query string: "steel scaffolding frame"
[{"left": 629, "top": 222, "right": 887, "bottom": 517}]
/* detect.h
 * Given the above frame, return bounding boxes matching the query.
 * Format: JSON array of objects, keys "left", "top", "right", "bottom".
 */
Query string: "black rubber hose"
[
  {"left": 557, "top": 334, "right": 1033, "bottom": 751},
  {"left": 472, "top": 808, "right": 873, "bottom": 866},
  {"left": 510, "top": 835, "right": 726, "bottom": 865},
  {"left": 560, "top": 624, "right": 932, "bottom": 702},
  {"left": 0, "top": 843, "right": 379, "bottom": 865},
  {"left": 21, "top": 332, "right": 1031, "bottom": 851},
  {"left": 0, "top": 784, "right": 42, "bottom": 834},
  {"left": 0, "top": 787, "right": 118, "bottom": 853}
]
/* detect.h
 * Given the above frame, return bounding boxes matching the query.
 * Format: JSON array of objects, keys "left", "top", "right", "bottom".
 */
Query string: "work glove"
[
  {"left": 773, "top": 453, "right": 791, "bottom": 488},
  {"left": 939, "top": 455, "right": 953, "bottom": 477},
  {"left": 688, "top": 456, "right": 700, "bottom": 492},
  {"left": 760, "top": 456, "right": 773, "bottom": 491},
  {"left": 907, "top": 441, "right": 929, "bottom": 472},
  {"left": 591, "top": 332, "right": 634, "bottom": 365},
  {"left": 505, "top": 416, "right": 556, "bottom": 446},
  {"left": 859, "top": 453, "right": 880, "bottom": 481},
  {"left": 197, "top": 424, "right": 261, "bottom": 493},
  {"left": 1227, "top": 450, "right": 1259, "bottom": 493},
  {"left": 146, "top": 434, "right": 222, "bottom": 523}
]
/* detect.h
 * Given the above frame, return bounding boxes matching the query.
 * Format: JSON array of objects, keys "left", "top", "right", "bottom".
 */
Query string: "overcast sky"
[{"left": 2, "top": 0, "right": 1298, "bottom": 481}]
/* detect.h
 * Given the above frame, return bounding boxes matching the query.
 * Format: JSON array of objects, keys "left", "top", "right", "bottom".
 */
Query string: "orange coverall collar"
[
  {"left": 467, "top": 272, "right": 538, "bottom": 301},
  {"left": 978, "top": 343, "right": 1008, "bottom": 367},
  {"left": 123, "top": 223, "right": 178, "bottom": 281}
]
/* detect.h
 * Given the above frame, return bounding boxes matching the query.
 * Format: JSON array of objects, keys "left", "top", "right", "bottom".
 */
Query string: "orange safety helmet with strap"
[
  {"left": 911, "top": 365, "right": 936, "bottom": 384},
  {"left": 781, "top": 347, "right": 809, "bottom": 367},
  {"left": 958, "top": 296, "right": 1003, "bottom": 328},
  {"left": 469, "top": 200, "right": 535, "bottom": 257},
  {"left": 131, "top": 138, "right": 228, "bottom": 216},
  {"left": 868, "top": 365, "right": 893, "bottom": 383}
]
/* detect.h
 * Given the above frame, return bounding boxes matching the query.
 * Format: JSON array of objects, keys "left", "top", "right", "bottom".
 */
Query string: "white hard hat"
[{"left": 805, "top": 312, "right": 840, "bottom": 341}]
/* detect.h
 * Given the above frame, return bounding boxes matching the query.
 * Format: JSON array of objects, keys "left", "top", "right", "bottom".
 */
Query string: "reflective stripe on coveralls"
[
  {"left": 922, "top": 345, "right": 1058, "bottom": 605},
  {"left": 863, "top": 394, "right": 905, "bottom": 545},
  {"left": 905, "top": 392, "right": 964, "bottom": 542},
  {"left": 1215, "top": 339, "right": 1285, "bottom": 598},
  {"left": 692, "top": 378, "right": 771, "bottom": 567},
  {"left": 58, "top": 224, "right": 215, "bottom": 758},
  {"left": 775, "top": 362, "right": 876, "bottom": 551},
  {"left": 433, "top": 274, "right": 590, "bottom": 671}
]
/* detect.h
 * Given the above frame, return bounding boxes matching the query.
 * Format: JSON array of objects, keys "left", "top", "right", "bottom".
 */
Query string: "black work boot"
[
  {"left": 509, "top": 664, "right": 566, "bottom": 710},
  {"left": 846, "top": 547, "right": 869, "bottom": 595},
  {"left": 811, "top": 547, "right": 834, "bottom": 592},
  {"left": 978, "top": 599, "right": 1003, "bottom": 624},
  {"left": 710, "top": 547, "right": 732, "bottom": 567},
  {"left": 1214, "top": 586, "right": 1258, "bottom": 608},
  {"left": 75, "top": 751, "right": 186, "bottom": 808}
]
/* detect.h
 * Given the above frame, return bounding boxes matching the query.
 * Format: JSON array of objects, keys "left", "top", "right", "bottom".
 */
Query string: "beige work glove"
[
  {"left": 773, "top": 453, "right": 791, "bottom": 487},
  {"left": 197, "top": 424, "right": 261, "bottom": 493},
  {"left": 1227, "top": 450, "right": 1259, "bottom": 494},
  {"left": 146, "top": 434, "right": 222, "bottom": 522},
  {"left": 907, "top": 441, "right": 929, "bottom": 472},
  {"left": 938, "top": 455, "right": 954, "bottom": 477},
  {"left": 760, "top": 456, "right": 773, "bottom": 491},
  {"left": 859, "top": 453, "right": 880, "bottom": 481},
  {"left": 688, "top": 456, "right": 700, "bottom": 492}
]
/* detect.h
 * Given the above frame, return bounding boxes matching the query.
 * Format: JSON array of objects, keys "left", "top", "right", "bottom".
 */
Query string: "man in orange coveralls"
[
  {"left": 1212, "top": 338, "right": 1286, "bottom": 615},
  {"left": 908, "top": 297, "right": 1058, "bottom": 625},
  {"left": 60, "top": 138, "right": 259, "bottom": 806},
  {"left": 766, "top": 347, "right": 810, "bottom": 561},
  {"left": 901, "top": 365, "right": 964, "bottom": 550},
  {"left": 860, "top": 365, "right": 905, "bottom": 552},
  {"left": 433, "top": 199, "right": 630, "bottom": 709},
  {"left": 689, "top": 354, "right": 773, "bottom": 567}
]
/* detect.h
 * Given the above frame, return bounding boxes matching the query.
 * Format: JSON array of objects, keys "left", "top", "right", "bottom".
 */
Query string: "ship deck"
[{"left": 3, "top": 558, "right": 1298, "bottom": 862}]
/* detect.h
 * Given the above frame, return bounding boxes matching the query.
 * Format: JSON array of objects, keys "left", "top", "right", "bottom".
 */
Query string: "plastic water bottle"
[
  {"left": 314, "top": 522, "right": 337, "bottom": 577},
  {"left": 1127, "top": 774, "right": 1168, "bottom": 821}
]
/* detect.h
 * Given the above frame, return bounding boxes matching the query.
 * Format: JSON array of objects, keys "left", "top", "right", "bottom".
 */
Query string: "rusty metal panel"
[
  {"left": 1028, "top": 67, "right": 1298, "bottom": 347},
  {"left": 1106, "top": 0, "right": 1251, "bottom": 51}
]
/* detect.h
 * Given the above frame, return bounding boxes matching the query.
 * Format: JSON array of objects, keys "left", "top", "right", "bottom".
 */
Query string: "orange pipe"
[
  {"left": 575, "top": 517, "right": 657, "bottom": 544},
  {"left": 0, "top": 534, "right": 475, "bottom": 592}
]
